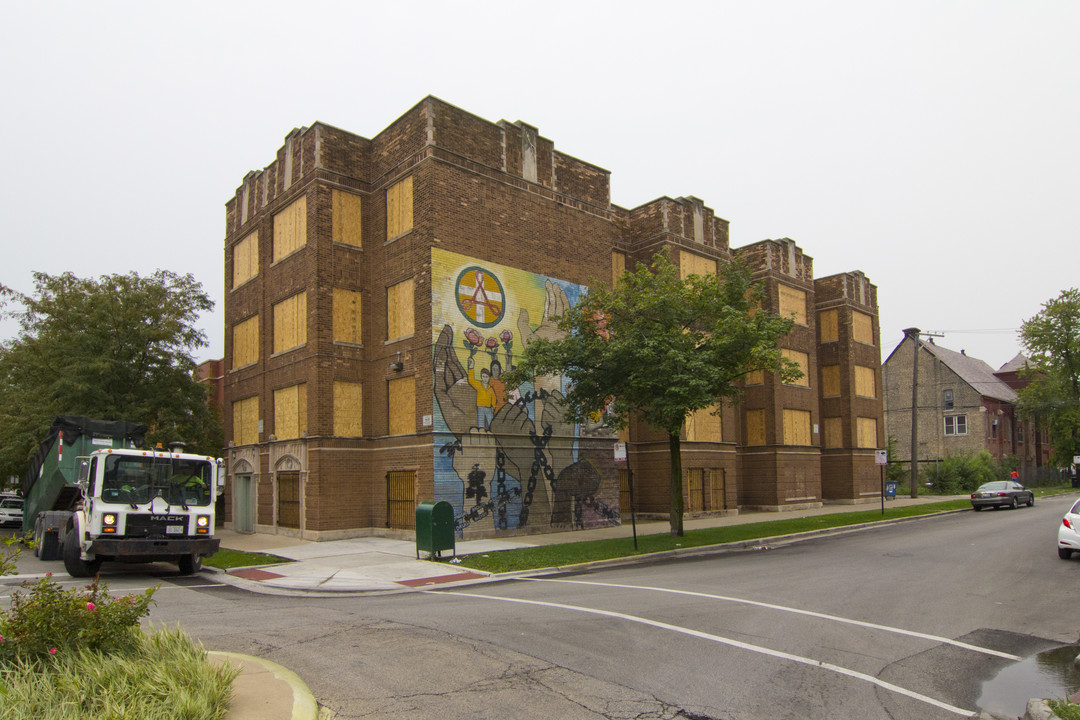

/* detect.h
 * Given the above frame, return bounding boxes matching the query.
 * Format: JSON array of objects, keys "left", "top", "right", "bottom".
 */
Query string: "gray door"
[{"left": 235, "top": 473, "right": 254, "bottom": 534}]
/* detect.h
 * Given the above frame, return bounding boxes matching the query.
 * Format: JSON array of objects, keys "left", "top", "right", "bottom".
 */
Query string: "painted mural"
[{"left": 431, "top": 249, "right": 620, "bottom": 535}]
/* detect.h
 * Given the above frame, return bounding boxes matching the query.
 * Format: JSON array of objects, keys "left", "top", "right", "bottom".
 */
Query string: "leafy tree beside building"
[
  {"left": 505, "top": 250, "right": 800, "bottom": 537},
  {"left": 0, "top": 270, "right": 221, "bottom": 480},
  {"left": 1019, "top": 288, "right": 1080, "bottom": 467}
]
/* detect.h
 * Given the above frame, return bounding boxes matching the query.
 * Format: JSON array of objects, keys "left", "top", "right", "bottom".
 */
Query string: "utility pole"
[
  {"left": 904, "top": 327, "right": 944, "bottom": 498},
  {"left": 904, "top": 327, "right": 921, "bottom": 498}
]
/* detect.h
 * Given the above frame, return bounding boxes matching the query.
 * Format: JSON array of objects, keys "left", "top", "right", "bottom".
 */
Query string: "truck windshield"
[{"left": 101, "top": 455, "right": 213, "bottom": 507}]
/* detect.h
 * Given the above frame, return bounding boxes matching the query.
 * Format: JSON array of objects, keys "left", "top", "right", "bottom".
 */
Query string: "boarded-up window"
[
  {"left": 819, "top": 309, "right": 838, "bottom": 343},
  {"left": 857, "top": 416, "right": 878, "bottom": 448},
  {"left": 746, "top": 409, "right": 766, "bottom": 446},
  {"left": 333, "top": 381, "right": 363, "bottom": 437},
  {"left": 232, "top": 315, "right": 259, "bottom": 368},
  {"left": 855, "top": 365, "right": 876, "bottom": 398},
  {"left": 686, "top": 404, "right": 723, "bottom": 442},
  {"left": 778, "top": 285, "right": 807, "bottom": 325},
  {"left": 782, "top": 409, "right": 812, "bottom": 446},
  {"left": 386, "top": 176, "right": 413, "bottom": 239},
  {"left": 273, "top": 195, "right": 307, "bottom": 263},
  {"left": 332, "top": 189, "right": 362, "bottom": 248},
  {"left": 387, "top": 278, "right": 415, "bottom": 340},
  {"left": 782, "top": 349, "right": 810, "bottom": 386},
  {"left": 273, "top": 292, "right": 307, "bottom": 354},
  {"left": 232, "top": 396, "right": 259, "bottom": 446},
  {"left": 232, "top": 231, "right": 258, "bottom": 288},
  {"left": 274, "top": 383, "right": 307, "bottom": 440},
  {"left": 333, "top": 288, "right": 363, "bottom": 345},
  {"left": 679, "top": 250, "right": 718, "bottom": 279},
  {"left": 387, "top": 377, "right": 416, "bottom": 435},
  {"left": 853, "top": 310, "right": 874, "bottom": 345},
  {"left": 821, "top": 365, "right": 841, "bottom": 397},
  {"left": 612, "top": 251, "right": 626, "bottom": 286},
  {"left": 823, "top": 416, "right": 842, "bottom": 449},
  {"left": 746, "top": 369, "right": 765, "bottom": 385}
]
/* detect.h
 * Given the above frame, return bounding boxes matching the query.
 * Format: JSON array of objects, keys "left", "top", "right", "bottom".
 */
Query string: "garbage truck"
[{"left": 23, "top": 416, "right": 225, "bottom": 577}]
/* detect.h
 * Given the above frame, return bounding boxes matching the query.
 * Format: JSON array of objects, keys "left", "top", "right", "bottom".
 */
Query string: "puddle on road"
[{"left": 979, "top": 645, "right": 1080, "bottom": 718}]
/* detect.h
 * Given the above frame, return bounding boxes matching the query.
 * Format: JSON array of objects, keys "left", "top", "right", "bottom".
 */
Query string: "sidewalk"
[{"left": 211, "top": 494, "right": 971, "bottom": 596}]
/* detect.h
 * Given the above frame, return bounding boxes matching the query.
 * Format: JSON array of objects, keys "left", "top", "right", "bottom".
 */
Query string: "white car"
[
  {"left": 0, "top": 497, "right": 23, "bottom": 528},
  {"left": 1057, "top": 498, "right": 1080, "bottom": 559}
]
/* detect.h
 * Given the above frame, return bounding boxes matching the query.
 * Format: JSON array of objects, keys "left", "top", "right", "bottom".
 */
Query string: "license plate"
[{"left": 166, "top": 525, "right": 184, "bottom": 535}]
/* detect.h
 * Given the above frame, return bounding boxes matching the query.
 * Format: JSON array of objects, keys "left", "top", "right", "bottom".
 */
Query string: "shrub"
[
  {"left": 923, "top": 451, "right": 999, "bottom": 494},
  {"left": 0, "top": 575, "right": 156, "bottom": 664},
  {"left": 0, "top": 625, "right": 239, "bottom": 720}
]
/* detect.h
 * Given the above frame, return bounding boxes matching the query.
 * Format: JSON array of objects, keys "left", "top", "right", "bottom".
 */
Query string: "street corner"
[{"left": 208, "top": 651, "right": 319, "bottom": 720}]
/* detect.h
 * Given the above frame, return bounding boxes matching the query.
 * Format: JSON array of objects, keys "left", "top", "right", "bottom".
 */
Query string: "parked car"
[
  {"left": 970, "top": 481, "right": 1034, "bottom": 511},
  {"left": 1058, "top": 498, "right": 1080, "bottom": 559},
  {"left": 0, "top": 496, "right": 23, "bottom": 527}
]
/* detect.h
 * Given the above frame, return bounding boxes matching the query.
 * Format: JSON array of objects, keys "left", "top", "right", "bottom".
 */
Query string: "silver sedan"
[{"left": 970, "top": 481, "right": 1034, "bottom": 511}]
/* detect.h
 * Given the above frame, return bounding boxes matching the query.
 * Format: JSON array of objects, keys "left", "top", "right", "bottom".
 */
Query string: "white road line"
[
  {"left": 427, "top": 589, "right": 977, "bottom": 718},
  {"left": 523, "top": 578, "right": 1020, "bottom": 661}
]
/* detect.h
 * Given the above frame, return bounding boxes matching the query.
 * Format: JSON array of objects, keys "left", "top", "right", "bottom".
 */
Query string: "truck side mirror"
[{"left": 76, "top": 459, "right": 90, "bottom": 494}]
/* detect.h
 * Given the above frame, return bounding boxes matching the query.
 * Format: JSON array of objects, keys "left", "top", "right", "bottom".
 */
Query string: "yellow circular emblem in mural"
[{"left": 456, "top": 266, "right": 505, "bottom": 327}]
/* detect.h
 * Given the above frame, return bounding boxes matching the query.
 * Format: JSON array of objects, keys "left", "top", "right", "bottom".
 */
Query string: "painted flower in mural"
[
  {"left": 485, "top": 337, "right": 499, "bottom": 351},
  {"left": 500, "top": 330, "right": 512, "bottom": 343},
  {"left": 463, "top": 328, "right": 482, "bottom": 357}
]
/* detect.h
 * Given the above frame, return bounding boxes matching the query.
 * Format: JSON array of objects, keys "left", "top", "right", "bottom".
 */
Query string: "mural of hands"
[
  {"left": 516, "top": 279, "right": 570, "bottom": 345},
  {"left": 488, "top": 401, "right": 550, "bottom": 519},
  {"left": 433, "top": 324, "right": 475, "bottom": 437}
]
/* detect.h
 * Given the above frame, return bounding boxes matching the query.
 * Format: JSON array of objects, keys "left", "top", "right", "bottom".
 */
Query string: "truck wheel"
[
  {"left": 178, "top": 554, "right": 202, "bottom": 575},
  {"left": 39, "top": 530, "right": 60, "bottom": 562},
  {"left": 62, "top": 530, "right": 101, "bottom": 578}
]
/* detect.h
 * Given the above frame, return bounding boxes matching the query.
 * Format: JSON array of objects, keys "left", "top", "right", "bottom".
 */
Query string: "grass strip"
[
  {"left": 454, "top": 500, "right": 973, "bottom": 574},
  {"left": 203, "top": 549, "right": 290, "bottom": 571}
]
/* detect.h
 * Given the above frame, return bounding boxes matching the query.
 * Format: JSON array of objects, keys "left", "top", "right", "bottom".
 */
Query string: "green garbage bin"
[{"left": 416, "top": 500, "right": 456, "bottom": 559}]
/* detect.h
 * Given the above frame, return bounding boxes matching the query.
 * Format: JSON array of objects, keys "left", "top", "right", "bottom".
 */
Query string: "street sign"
[{"left": 875, "top": 450, "right": 888, "bottom": 466}]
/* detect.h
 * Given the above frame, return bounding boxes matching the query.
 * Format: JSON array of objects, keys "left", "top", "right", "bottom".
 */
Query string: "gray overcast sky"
[{"left": 2, "top": 1, "right": 1077, "bottom": 369}]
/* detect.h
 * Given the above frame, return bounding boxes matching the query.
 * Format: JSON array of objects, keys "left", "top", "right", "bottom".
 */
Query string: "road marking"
[
  {"left": 522, "top": 578, "right": 1020, "bottom": 661},
  {"left": 428, "top": 589, "right": 977, "bottom": 718}
]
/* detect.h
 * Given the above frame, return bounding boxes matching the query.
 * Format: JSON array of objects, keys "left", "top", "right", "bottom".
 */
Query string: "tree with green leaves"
[
  {"left": 1019, "top": 288, "right": 1080, "bottom": 467},
  {"left": 504, "top": 250, "right": 801, "bottom": 536},
  {"left": 0, "top": 270, "right": 221, "bottom": 481}
]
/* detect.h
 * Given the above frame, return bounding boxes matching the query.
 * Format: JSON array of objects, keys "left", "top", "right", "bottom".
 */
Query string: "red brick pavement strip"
[
  {"left": 230, "top": 568, "right": 286, "bottom": 581},
  {"left": 396, "top": 572, "right": 487, "bottom": 587}
]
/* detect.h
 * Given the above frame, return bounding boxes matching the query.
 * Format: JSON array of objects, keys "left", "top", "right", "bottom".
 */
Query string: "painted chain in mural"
[{"left": 431, "top": 249, "right": 620, "bottom": 535}]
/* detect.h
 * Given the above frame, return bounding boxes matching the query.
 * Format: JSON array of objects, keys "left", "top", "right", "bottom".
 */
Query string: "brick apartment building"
[{"left": 222, "top": 96, "right": 884, "bottom": 540}]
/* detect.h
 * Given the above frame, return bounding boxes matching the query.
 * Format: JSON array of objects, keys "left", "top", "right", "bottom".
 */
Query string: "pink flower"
[
  {"left": 463, "top": 329, "right": 482, "bottom": 347},
  {"left": 485, "top": 337, "right": 498, "bottom": 351},
  {"left": 87, "top": 602, "right": 96, "bottom": 612},
  {"left": 45, "top": 572, "right": 52, "bottom": 577},
  {"left": 49, "top": 648, "right": 57, "bottom": 655},
  {"left": 499, "top": 330, "right": 513, "bottom": 343}
]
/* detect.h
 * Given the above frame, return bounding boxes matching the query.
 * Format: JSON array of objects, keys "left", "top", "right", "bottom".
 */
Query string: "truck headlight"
[
  {"left": 102, "top": 513, "right": 117, "bottom": 533},
  {"left": 196, "top": 515, "right": 210, "bottom": 534}
]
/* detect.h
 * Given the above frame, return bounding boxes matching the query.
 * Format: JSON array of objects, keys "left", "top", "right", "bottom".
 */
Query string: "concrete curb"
[{"left": 209, "top": 651, "right": 320, "bottom": 720}]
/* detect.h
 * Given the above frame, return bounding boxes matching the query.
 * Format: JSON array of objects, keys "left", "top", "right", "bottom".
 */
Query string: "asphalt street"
[{"left": 2, "top": 495, "right": 1075, "bottom": 719}]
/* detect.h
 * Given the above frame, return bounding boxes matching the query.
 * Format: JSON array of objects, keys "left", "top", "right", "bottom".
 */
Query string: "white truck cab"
[{"left": 62, "top": 447, "right": 226, "bottom": 576}]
